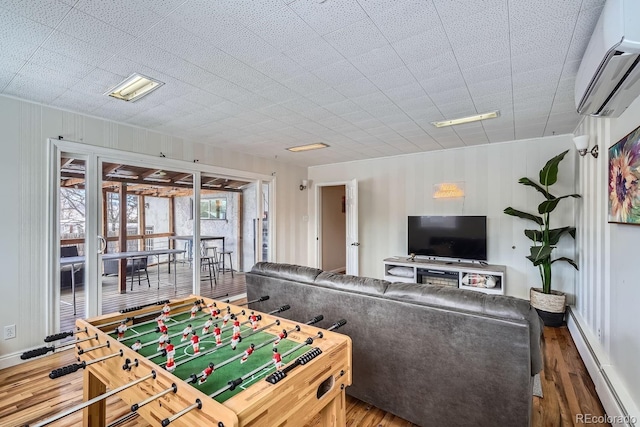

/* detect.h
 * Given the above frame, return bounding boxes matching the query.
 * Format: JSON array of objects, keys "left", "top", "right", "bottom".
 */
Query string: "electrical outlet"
[{"left": 4, "top": 324, "right": 16, "bottom": 340}]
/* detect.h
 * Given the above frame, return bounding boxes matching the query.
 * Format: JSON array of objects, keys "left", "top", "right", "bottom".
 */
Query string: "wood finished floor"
[{"left": 3, "top": 299, "right": 609, "bottom": 426}]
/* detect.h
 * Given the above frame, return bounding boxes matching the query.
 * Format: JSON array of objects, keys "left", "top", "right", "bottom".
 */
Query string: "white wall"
[
  {"left": 574, "top": 95, "right": 640, "bottom": 420},
  {"left": 309, "top": 135, "right": 578, "bottom": 300},
  {"left": 0, "top": 95, "right": 308, "bottom": 362}
]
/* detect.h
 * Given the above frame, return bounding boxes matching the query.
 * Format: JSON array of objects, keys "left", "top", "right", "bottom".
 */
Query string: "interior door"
[{"left": 346, "top": 179, "right": 359, "bottom": 275}]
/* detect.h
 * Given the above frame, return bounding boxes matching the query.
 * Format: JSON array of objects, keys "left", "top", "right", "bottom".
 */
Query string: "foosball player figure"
[
  {"left": 222, "top": 308, "right": 232, "bottom": 326},
  {"left": 181, "top": 324, "right": 193, "bottom": 342},
  {"left": 249, "top": 311, "right": 259, "bottom": 330},
  {"left": 214, "top": 324, "right": 222, "bottom": 346},
  {"left": 157, "top": 330, "right": 169, "bottom": 352},
  {"left": 202, "top": 317, "right": 214, "bottom": 335},
  {"left": 273, "top": 347, "right": 282, "bottom": 370},
  {"left": 156, "top": 316, "right": 165, "bottom": 329},
  {"left": 131, "top": 340, "right": 142, "bottom": 352},
  {"left": 240, "top": 343, "right": 255, "bottom": 364},
  {"left": 116, "top": 320, "right": 127, "bottom": 341},
  {"left": 273, "top": 329, "right": 287, "bottom": 347},
  {"left": 165, "top": 340, "right": 176, "bottom": 372},
  {"left": 207, "top": 302, "right": 219, "bottom": 317},
  {"left": 158, "top": 324, "right": 168, "bottom": 335},
  {"left": 190, "top": 301, "right": 200, "bottom": 319},
  {"left": 191, "top": 332, "right": 200, "bottom": 355},
  {"left": 161, "top": 302, "right": 171, "bottom": 320},
  {"left": 198, "top": 363, "right": 215, "bottom": 384},
  {"left": 230, "top": 331, "right": 241, "bottom": 350},
  {"left": 232, "top": 317, "right": 241, "bottom": 335}
]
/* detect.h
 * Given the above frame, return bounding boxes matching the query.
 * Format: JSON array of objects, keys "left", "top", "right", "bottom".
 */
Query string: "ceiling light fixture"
[
  {"left": 431, "top": 110, "right": 500, "bottom": 128},
  {"left": 286, "top": 142, "right": 330, "bottom": 152},
  {"left": 106, "top": 73, "right": 164, "bottom": 102}
]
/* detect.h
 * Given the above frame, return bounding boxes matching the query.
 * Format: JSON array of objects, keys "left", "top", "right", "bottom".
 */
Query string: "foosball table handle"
[
  {"left": 49, "top": 361, "right": 86, "bottom": 379},
  {"left": 227, "top": 378, "right": 243, "bottom": 391},
  {"left": 21, "top": 346, "right": 55, "bottom": 360},
  {"left": 44, "top": 331, "right": 73, "bottom": 342}
]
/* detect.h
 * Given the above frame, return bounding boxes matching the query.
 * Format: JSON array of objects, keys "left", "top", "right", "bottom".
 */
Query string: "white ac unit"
[{"left": 575, "top": 0, "right": 640, "bottom": 117}]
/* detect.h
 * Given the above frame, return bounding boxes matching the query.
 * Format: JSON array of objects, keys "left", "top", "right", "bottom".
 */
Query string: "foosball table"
[{"left": 25, "top": 295, "right": 352, "bottom": 427}]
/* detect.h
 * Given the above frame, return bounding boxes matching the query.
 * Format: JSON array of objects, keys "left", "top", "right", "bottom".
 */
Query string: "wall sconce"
[
  {"left": 300, "top": 179, "right": 308, "bottom": 191},
  {"left": 573, "top": 135, "right": 599, "bottom": 158}
]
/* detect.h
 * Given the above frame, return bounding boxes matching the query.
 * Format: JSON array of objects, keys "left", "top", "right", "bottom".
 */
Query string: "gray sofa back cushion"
[
  {"left": 315, "top": 271, "right": 389, "bottom": 295},
  {"left": 249, "top": 262, "right": 322, "bottom": 284}
]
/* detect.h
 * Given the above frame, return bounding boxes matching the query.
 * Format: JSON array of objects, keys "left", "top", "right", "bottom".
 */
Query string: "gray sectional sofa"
[{"left": 246, "top": 262, "right": 543, "bottom": 427}]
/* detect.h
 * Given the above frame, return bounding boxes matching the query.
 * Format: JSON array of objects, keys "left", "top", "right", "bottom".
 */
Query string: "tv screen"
[{"left": 408, "top": 216, "right": 487, "bottom": 261}]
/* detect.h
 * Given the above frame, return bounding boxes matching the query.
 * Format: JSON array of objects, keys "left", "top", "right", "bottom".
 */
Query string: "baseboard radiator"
[{"left": 567, "top": 307, "right": 638, "bottom": 427}]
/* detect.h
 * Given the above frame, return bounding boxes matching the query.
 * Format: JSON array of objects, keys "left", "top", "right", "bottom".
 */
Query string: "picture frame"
[
  {"left": 608, "top": 124, "right": 640, "bottom": 224},
  {"left": 200, "top": 197, "right": 227, "bottom": 220}
]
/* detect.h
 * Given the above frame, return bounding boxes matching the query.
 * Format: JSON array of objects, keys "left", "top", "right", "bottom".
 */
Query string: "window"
[{"left": 200, "top": 197, "right": 227, "bottom": 220}]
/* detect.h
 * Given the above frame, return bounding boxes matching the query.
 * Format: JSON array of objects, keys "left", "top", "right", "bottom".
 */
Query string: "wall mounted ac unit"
[{"left": 575, "top": 0, "right": 640, "bottom": 117}]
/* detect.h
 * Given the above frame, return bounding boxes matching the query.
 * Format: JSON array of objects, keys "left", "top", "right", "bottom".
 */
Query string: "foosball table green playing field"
[{"left": 25, "top": 295, "right": 352, "bottom": 427}]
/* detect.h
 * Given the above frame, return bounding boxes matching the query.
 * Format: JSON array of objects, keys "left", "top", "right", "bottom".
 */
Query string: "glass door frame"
[{"left": 46, "top": 138, "right": 275, "bottom": 332}]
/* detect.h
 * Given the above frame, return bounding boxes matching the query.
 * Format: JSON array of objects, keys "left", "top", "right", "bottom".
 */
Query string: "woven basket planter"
[{"left": 530, "top": 288, "right": 566, "bottom": 313}]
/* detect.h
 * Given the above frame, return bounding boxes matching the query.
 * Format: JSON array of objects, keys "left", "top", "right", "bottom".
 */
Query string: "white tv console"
[{"left": 383, "top": 257, "right": 506, "bottom": 295}]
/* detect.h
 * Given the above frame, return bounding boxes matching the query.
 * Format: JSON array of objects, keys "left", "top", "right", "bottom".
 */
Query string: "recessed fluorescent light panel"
[
  {"left": 106, "top": 73, "right": 164, "bottom": 102},
  {"left": 431, "top": 110, "right": 500, "bottom": 128},
  {"left": 286, "top": 143, "right": 330, "bottom": 152}
]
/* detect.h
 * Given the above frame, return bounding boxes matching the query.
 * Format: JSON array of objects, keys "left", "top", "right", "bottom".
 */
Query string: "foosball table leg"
[
  {"left": 320, "top": 388, "right": 347, "bottom": 427},
  {"left": 83, "top": 369, "right": 106, "bottom": 427}
]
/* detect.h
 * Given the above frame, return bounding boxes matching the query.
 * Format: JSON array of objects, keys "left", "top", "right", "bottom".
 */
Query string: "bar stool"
[
  {"left": 130, "top": 256, "right": 150, "bottom": 291},
  {"left": 219, "top": 250, "right": 234, "bottom": 278},
  {"left": 200, "top": 246, "right": 218, "bottom": 288}
]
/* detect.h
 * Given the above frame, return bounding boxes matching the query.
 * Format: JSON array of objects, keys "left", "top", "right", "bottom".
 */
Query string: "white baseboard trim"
[
  {"left": 0, "top": 350, "right": 27, "bottom": 370},
  {"left": 567, "top": 307, "right": 638, "bottom": 427}
]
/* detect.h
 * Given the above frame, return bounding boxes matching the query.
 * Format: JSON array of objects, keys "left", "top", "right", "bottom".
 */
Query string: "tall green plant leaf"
[
  {"left": 539, "top": 149, "right": 569, "bottom": 186},
  {"left": 518, "top": 177, "right": 555, "bottom": 200},
  {"left": 551, "top": 257, "right": 579, "bottom": 270},
  {"left": 504, "top": 207, "right": 543, "bottom": 226},
  {"left": 538, "top": 193, "right": 582, "bottom": 214},
  {"left": 524, "top": 229, "right": 542, "bottom": 242},
  {"left": 548, "top": 227, "right": 576, "bottom": 245},
  {"left": 527, "top": 245, "right": 553, "bottom": 266}
]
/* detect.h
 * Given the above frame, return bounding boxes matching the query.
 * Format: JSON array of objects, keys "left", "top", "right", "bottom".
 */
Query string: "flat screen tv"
[{"left": 407, "top": 216, "right": 487, "bottom": 261}]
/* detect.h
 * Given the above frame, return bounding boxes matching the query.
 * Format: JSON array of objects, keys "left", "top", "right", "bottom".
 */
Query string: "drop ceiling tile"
[
  {"left": 364, "top": 103, "right": 405, "bottom": 120},
  {"left": 433, "top": 0, "right": 505, "bottom": 20},
  {"left": 217, "top": 0, "right": 286, "bottom": 25},
  {"left": 322, "top": 99, "right": 360, "bottom": 116},
  {"left": 28, "top": 48, "right": 95, "bottom": 80},
  {"left": 511, "top": 49, "right": 566, "bottom": 75},
  {"left": 3, "top": 74, "right": 68, "bottom": 103},
  {"left": 565, "top": 6, "right": 604, "bottom": 61},
  {"left": 436, "top": 135, "right": 465, "bottom": 149},
  {"left": 391, "top": 27, "right": 451, "bottom": 66},
  {"left": 254, "top": 82, "right": 300, "bottom": 104},
  {"left": 282, "top": 72, "right": 330, "bottom": 95},
  {"left": 485, "top": 129, "right": 515, "bottom": 142},
  {"left": 510, "top": 15, "right": 575, "bottom": 57},
  {"left": 141, "top": 0, "right": 189, "bottom": 15},
  {"left": 0, "top": 8, "right": 54, "bottom": 51},
  {"left": 253, "top": 55, "right": 307, "bottom": 81},
  {"left": 284, "top": 39, "right": 342, "bottom": 71},
  {"left": 306, "top": 88, "right": 346, "bottom": 106},
  {"left": 462, "top": 134, "right": 489, "bottom": 146},
  {"left": 349, "top": 45, "right": 404, "bottom": 76},
  {"left": 453, "top": 36, "right": 510, "bottom": 70},
  {"left": 436, "top": 101, "right": 477, "bottom": 119},
  {"left": 407, "top": 51, "right": 459, "bottom": 83},
  {"left": 365, "top": 0, "right": 440, "bottom": 44},
  {"left": 509, "top": 0, "right": 581, "bottom": 31},
  {"left": 439, "top": 4, "right": 508, "bottom": 50},
  {"left": 430, "top": 87, "right": 472, "bottom": 107},
  {"left": 247, "top": 6, "right": 317, "bottom": 51},
  {"left": 367, "top": 66, "right": 416, "bottom": 91},
  {"left": 289, "top": 0, "right": 368, "bottom": 36},
  {"left": 170, "top": 1, "right": 241, "bottom": 44},
  {"left": 57, "top": 9, "right": 138, "bottom": 53},
  {"left": 311, "top": 59, "right": 363, "bottom": 86},
  {"left": 1, "top": 0, "right": 71, "bottom": 27},
  {"left": 334, "top": 77, "right": 379, "bottom": 98},
  {"left": 383, "top": 82, "right": 428, "bottom": 103},
  {"left": 461, "top": 59, "right": 511, "bottom": 85},
  {"left": 419, "top": 69, "right": 467, "bottom": 95},
  {"left": 75, "top": 0, "right": 164, "bottom": 36},
  {"left": 323, "top": 17, "right": 388, "bottom": 59},
  {"left": 216, "top": 30, "right": 281, "bottom": 66},
  {"left": 50, "top": 89, "right": 109, "bottom": 112},
  {"left": 467, "top": 77, "right": 513, "bottom": 98},
  {"left": 512, "top": 65, "right": 563, "bottom": 89}
]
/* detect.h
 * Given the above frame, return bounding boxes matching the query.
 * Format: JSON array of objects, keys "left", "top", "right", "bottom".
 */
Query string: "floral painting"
[{"left": 609, "top": 125, "right": 640, "bottom": 224}]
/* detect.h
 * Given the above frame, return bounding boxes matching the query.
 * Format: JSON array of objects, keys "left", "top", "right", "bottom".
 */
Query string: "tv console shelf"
[{"left": 383, "top": 257, "right": 506, "bottom": 295}]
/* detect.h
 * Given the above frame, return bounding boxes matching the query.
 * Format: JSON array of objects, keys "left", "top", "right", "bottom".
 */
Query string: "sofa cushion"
[
  {"left": 250, "top": 262, "right": 322, "bottom": 284},
  {"left": 315, "top": 271, "right": 389, "bottom": 295}
]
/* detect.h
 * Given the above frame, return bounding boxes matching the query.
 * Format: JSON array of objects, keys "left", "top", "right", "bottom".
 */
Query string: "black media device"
[{"left": 407, "top": 216, "right": 487, "bottom": 262}]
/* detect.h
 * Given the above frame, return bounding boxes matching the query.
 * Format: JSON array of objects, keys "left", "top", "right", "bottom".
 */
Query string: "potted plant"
[{"left": 504, "top": 149, "right": 580, "bottom": 327}]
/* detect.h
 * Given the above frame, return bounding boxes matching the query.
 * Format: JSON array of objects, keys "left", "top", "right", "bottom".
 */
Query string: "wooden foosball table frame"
[{"left": 74, "top": 295, "right": 352, "bottom": 427}]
